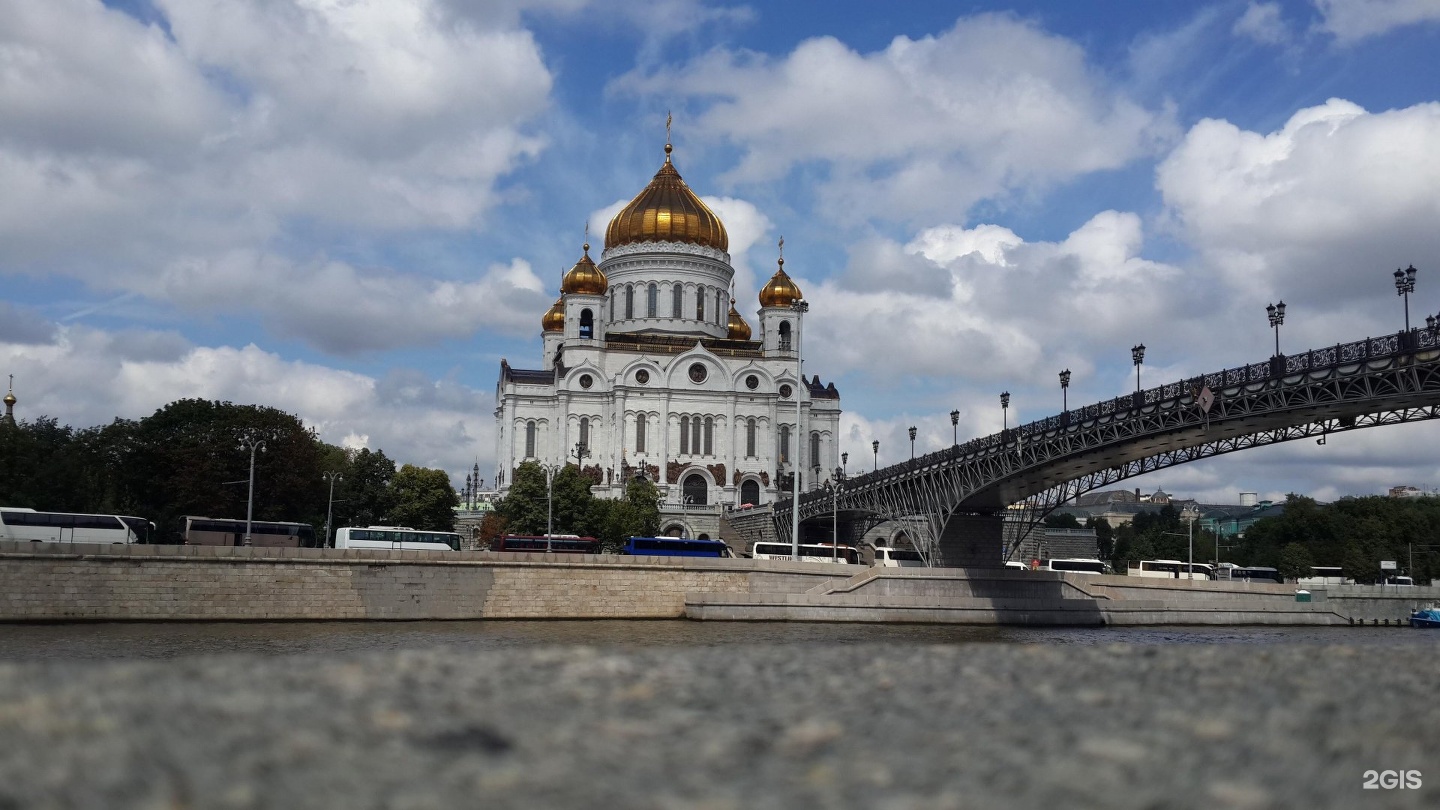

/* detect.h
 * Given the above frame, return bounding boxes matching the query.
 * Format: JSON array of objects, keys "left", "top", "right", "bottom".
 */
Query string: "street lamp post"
[
  {"left": 682, "top": 495, "right": 692, "bottom": 538},
  {"left": 572, "top": 440, "right": 590, "bottom": 470},
  {"left": 1059, "top": 369, "right": 1071, "bottom": 413},
  {"left": 1266, "top": 301, "right": 1286, "bottom": 357},
  {"left": 872, "top": 440, "right": 879, "bottom": 472},
  {"left": 1131, "top": 344, "right": 1146, "bottom": 394},
  {"left": 908, "top": 426, "right": 916, "bottom": 459},
  {"left": 322, "top": 470, "right": 342, "bottom": 548},
  {"left": 828, "top": 469, "right": 844, "bottom": 561},
  {"left": 1395, "top": 265, "right": 1417, "bottom": 333},
  {"left": 541, "top": 463, "right": 561, "bottom": 551},
  {"left": 841, "top": 452, "right": 848, "bottom": 478},
  {"left": 1182, "top": 505, "right": 1200, "bottom": 581},
  {"left": 237, "top": 430, "right": 267, "bottom": 547},
  {"left": 1000, "top": 391, "right": 1009, "bottom": 431},
  {"left": 790, "top": 298, "right": 809, "bottom": 561},
  {"left": 949, "top": 409, "right": 959, "bottom": 446}
]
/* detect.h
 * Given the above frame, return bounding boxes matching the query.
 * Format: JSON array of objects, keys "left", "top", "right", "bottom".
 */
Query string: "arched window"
[
  {"left": 609, "top": 292, "right": 615, "bottom": 321},
  {"left": 647, "top": 283, "right": 658, "bottom": 317},
  {"left": 810, "top": 432, "right": 821, "bottom": 469},
  {"left": 691, "top": 416, "right": 701, "bottom": 455},
  {"left": 636, "top": 413, "right": 647, "bottom": 453},
  {"left": 778, "top": 320, "right": 792, "bottom": 351},
  {"left": 683, "top": 473, "right": 708, "bottom": 506},
  {"left": 680, "top": 416, "right": 690, "bottom": 455},
  {"left": 625, "top": 285, "right": 634, "bottom": 319},
  {"left": 525, "top": 421, "right": 537, "bottom": 459},
  {"left": 779, "top": 425, "right": 790, "bottom": 464},
  {"left": 745, "top": 418, "right": 756, "bottom": 457},
  {"left": 741, "top": 479, "right": 760, "bottom": 506},
  {"left": 579, "top": 308, "right": 594, "bottom": 339},
  {"left": 715, "top": 289, "right": 723, "bottom": 324},
  {"left": 672, "top": 284, "right": 683, "bottom": 318},
  {"left": 696, "top": 286, "right": 706, "bottom": 321},
  {"left": 579, "top": 417, "right": 590, "bottom": 452},
  {"left": 703, "top": 417, "right": 714, "bottom": 456}
]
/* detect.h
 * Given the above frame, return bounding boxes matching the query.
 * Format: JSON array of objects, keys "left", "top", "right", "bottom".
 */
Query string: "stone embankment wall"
[{"left": 0, "top": 541, "right": 840, "bottom": 622}]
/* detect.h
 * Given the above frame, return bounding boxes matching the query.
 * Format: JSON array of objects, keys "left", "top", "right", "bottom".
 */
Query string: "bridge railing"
[{"left": 787, "top": 325, "right": 1440, "bottom": 510}]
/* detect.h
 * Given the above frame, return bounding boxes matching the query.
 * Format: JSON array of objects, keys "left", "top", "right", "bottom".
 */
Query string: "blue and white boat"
[{"left": 1409, "top": 607, "right": 1440, "bottom": 628}]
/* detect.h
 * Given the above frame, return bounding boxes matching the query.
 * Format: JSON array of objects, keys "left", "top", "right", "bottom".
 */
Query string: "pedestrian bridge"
[{"left": 775, "top": 326, "right": 1440, "bottom": 566}]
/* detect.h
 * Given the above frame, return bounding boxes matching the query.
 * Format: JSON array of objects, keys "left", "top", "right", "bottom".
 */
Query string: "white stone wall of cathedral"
[{"left": 598, "top": 251, "right": 733, "bottom": 339}]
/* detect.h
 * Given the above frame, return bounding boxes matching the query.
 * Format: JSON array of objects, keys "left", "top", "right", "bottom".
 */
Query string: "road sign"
[{"left": 1380, "top": 560, "right": 1397, "bottom": 570}]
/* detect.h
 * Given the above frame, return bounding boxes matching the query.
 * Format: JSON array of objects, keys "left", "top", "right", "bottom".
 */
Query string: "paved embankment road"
[{"left": 0, "top": 641, "right": 1434, "bottom": 808}]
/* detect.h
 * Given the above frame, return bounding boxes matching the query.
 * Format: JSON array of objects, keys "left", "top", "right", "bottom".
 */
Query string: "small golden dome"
[
  {"left": 541, "top": 297, "right": 565, "bottom": 332},
  {"left": 561, "top": 243, "right": 608, "bottom": 295},
  {"left": 758, "top": 257, "right": 803, "bottom": 308},
  {"left": 726, "top": 302, "right": 752, "bottom": 340},
  {"left": 2, "top": 391, "right": 14, "bottom": 406},
  {"left": 605, "top": 144, "right": 728, "bottom": 252}
]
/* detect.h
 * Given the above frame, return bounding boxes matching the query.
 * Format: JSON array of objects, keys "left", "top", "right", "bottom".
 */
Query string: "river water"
[{"left": 0, "top": 621, "right": 1429, "bottom": 662}]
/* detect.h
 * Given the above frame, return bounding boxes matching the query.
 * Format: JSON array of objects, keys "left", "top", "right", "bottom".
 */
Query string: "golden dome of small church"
[{"left": 496, "top": 129, "right": 841, "bottom": 539}]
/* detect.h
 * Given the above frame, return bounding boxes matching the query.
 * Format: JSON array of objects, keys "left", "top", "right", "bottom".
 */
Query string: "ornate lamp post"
[
  {"left": 1000, "top": 391, "right": 1010, "bottom": 431},
  {"left": 872, "top": 440, "right": 879, "bottom": 472},
  {"left": 541, "top": 463, "right": 561, "bottom": 551},
  {"left": 1181, "top": 504, "right": 1200, "bottom": 581},
  {"left": 841, "top": 452, "right": 848, "bottom": 478},
  {"left": 237, "top": 430, "right": 267, "bottom": 547},
  {"left": 322, "top": 470, "right": 342, "bottom": 548},
  {"left": 572, "top": 440, "right": 590, "bottom": 469},
  {"left": 1266, "top": 301, "right": 1286, "bottom": 358},
  {"left": 949, "top": 409, "right": 959, "bottom": 446},
  {"left": 1427, "top": 314, "right": 1437, "bottom": 331},
  {"left": 908, "top": 425, "right": 916, "bottom": 459},
  {"left": 1059, "top": 369, "right": 1071, "bottom": 413},
  {"left": 1131, "top": 344, "right": 1146, "bottom": 393},
  {"left": 790, "top": 298, "right": 809, "bottom": 560},
  {"left": 1394, "top": 265, "right": 1417, "bottom": 333}
]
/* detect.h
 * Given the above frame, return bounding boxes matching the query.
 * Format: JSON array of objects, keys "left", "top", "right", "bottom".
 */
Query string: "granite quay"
[{"left": 2, "top": 541, "right": 1435, "bottom": 625}]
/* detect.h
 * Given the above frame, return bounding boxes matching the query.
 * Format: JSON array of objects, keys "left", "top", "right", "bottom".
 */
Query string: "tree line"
[
  {"left": 482, "top": 460, "right": 662, "bottom": 553},
  {"left": 1051, "top": 494, "right": 1440, "bottom": 581},
  {"left": 0, "top": 399, "right": 458, "bottom": 543}
]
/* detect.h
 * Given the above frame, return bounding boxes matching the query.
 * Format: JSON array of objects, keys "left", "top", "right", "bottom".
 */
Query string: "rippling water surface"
[{"left": 0, "top": 621, "right": 1429, "bottom": 662}]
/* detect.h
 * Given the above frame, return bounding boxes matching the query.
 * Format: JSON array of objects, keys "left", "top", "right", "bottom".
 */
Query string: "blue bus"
[{"left": 622, "top": 537, "right": 733, "bottom": 557}]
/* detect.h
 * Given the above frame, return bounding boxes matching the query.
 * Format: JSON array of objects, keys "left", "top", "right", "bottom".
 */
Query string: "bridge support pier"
[{"left": 935, "top": 514, "right": 1005, "bottom": 569}]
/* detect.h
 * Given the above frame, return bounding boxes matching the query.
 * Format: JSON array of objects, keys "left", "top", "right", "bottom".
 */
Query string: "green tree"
[
  {"left": 597, "top": 475, "right": 662, "bottom": 551},
  {"left": 1045, "top": 512, "right": 1081, "bottom": 529},
  {"left": 1278, "top": 542, "right": 1314, "bottom": 582},
  {"left": 495, "top": 461, "right": 550, "bottom": 535},
  {"left": 340, "top": 447, "right": 397, "bottom": 527},
  {"left": 389, "top": 464, "right": 459, "bottom": 531}
]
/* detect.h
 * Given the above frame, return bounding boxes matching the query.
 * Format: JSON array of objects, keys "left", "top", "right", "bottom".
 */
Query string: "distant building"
[{"left": 1388, "top": 485, "right": 1428, "bottom": 498}]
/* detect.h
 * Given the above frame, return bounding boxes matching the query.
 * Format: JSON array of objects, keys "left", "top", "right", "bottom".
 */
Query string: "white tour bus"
[
  {"left": 1042, "top": 558, "right": 1109, "bottom": 575},
  {"left": 335, "top": 526, "right": 462, "bottom": 552},
  {"left": 873, "top": 546, "right": 927, "bottom": 567},
  {"left": 0, "top": 507, "right": 152, "bottom": 545},
  {"left": 1128, "top": 559, "right": 1215, "bottom": 579},
  {"left": 1296, "top": 566, "right": 1351, "bottom": 586},
  {"left": 751, "top": 541, "right": 858, "bottom": 564}
]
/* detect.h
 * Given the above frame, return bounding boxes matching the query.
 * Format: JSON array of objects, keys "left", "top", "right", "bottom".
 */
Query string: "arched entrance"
[
  {"left": 740, "top": 479, "right": 760, "bottom": 506},
  {"left": 683, "top": 473, "right": 708, "bottom": 506}
]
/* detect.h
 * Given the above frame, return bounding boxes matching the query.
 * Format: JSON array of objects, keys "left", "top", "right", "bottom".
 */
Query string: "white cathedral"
[{"left": 493, "top": 138, "right": 843, "bottom": 538}]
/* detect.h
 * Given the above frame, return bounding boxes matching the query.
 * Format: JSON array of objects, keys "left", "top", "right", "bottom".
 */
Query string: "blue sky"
[{"left": 4, "top": 0, "right": 1440, "bottom": 503}]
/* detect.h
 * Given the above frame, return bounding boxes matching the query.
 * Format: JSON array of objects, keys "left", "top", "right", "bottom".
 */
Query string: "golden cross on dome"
[
  {"left": 583, "top": 222, "right": 590, "bottom": 253},
  {"left": 777, "top": 236, "right": 784, "bottom": 266}
]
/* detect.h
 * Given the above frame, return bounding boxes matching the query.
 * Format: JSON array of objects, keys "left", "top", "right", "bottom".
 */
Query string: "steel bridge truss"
[{"left": 774, "top": 328, "right": 1440, "bottom": 564}]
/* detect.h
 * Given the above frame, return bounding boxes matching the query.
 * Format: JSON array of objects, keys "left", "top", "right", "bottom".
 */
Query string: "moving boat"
[{"left": 1409, "top": 607, "right": 1440, "bottom": 628}]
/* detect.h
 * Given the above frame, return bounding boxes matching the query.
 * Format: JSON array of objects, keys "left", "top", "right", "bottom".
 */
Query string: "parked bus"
[
  {"left": 491, "top": 534, "right": 601, "bottom": 554},
  {"left": 751, "top": 541, "right": 858, "bottom": 564},
  {"left": 1128, "top": 559, "right": 1214, "bottom": 580},
  {"left": 1297, "top": 566, "right": 1350, "bottom": 586},
  {"left": 872, "top": 546, "right": 925, "bottom": 567},
  {"left": 624, "top": 537, "right": 733, "bottom": 557},
  {"left": 1042, "top": 558, "right": 1109, "bottom": 575},
  {"left": 1222, "top": 566, "right": 1283, "bottom": 583},
  {"left": 335, "top": 526, "right": 461, "bottom": 552},
  {"left": 0, "top": 508, "right": 152, "bottom": 545},
  {"left": 183, "top": 516, "right": 317, "bottom": 548}
]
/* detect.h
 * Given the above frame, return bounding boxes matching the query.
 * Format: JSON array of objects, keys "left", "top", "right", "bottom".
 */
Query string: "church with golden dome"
[{"left": 494, "top": 137, "right": 843, "bottom": 537}]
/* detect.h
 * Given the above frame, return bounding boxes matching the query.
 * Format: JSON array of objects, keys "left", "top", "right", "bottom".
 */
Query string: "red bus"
[{"left": 491, "top": 534, "right": 601, "bottom": 554}]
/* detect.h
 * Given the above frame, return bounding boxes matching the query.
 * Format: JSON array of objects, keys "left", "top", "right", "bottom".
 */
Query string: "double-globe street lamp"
[
  {"left": 1131, "top": 344, "right": 1146, "bottom": 394},
  {"left": 1059, "top": 369, "right": 1071, "bottom": 413},
  {"left": 1395, "top": 265, "right": 1418, "bottom": 333},
  {"left": 541, "top": 463, "right": 561, "bottom": 551},
  {"left": 1266, "top": 301, "right": 1286, "bottom": 357},
  {"left": 790, "top": 298, "right": 809, "bottom": 560},
  {"left": 322, "top": 470, "right": 342, "bottom": 548},
  {"left": 237, "top": 430, "right": 267, "bottom": 547},
  {"left": 949, "top": 409, "right": 959, "bottom": 446}
]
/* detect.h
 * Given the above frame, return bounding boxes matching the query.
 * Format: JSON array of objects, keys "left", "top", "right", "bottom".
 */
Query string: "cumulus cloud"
[
  {"left": 1233, "top": 2, "right": 1291, "bottom": 44},
  {"left": 0, "top": 302, "right": 58, "bottom": 345},
  {"left": 0, "top": 323, "right": 492, "bottom": 483},
  {"left": 1157, "top": 99, "right": 1440, "bottom": 328},
  {"left": 1314, "top": 0, "right": 1440, "bottom": 43},
  {"left": 611, "top": 13, "right": 1174, "bottom": 224}
]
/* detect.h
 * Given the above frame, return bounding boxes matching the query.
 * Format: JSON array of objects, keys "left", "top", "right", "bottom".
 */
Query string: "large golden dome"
[
  {"left": 560, "top": 243, "right": 607, "bottom": 295},
  {"left": 726, "top": 302, "right": 752, "bottom": 340},
  {"left": 758, "top": 257, "right": 802, "bottom": 308},
  {"left": 605, "top": 144, "right": 728, "bottom": 252},
  {"left": 541, "top": 297, "right": 565, "bottom": 332}
]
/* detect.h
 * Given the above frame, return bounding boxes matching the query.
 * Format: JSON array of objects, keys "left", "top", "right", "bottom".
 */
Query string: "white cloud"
[
  {"left": 1234, "top": 2, "right": 1292, "bottom": 44},
  {"left": 1, "top": 323, "right": 493, "bottom": 483},
  {"left": 1314, "top": 0, "right": 1440, "bottom": 43},
  {"left": 1157, "top": 99, "right": 1440, "bottom": 320},
  {"left": 611, "top": 13, "right": 1174, "bottom": 224}
]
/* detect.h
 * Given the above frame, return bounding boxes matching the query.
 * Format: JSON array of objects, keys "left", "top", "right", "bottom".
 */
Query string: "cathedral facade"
[{"left": 493, "top": 140, "right": 842, "bottom": 537}]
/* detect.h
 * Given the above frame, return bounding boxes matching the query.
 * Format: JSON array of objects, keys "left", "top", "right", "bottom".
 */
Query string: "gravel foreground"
[{"left": 0, "top": 641, "right": 1435, "bottom": 809}]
